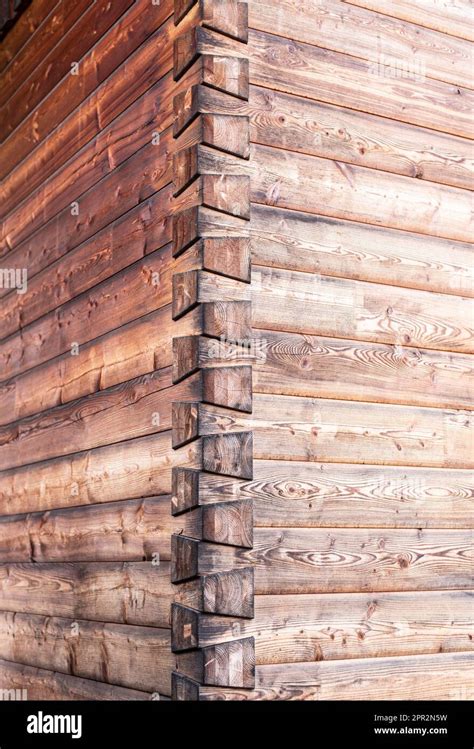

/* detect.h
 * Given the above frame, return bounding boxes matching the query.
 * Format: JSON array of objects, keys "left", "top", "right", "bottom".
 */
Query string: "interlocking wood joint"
[{"left": 171, "top": 0, "right": 254, "bottom": 698}]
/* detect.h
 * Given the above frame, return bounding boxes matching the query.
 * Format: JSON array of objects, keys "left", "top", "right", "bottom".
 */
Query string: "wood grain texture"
[
  {"left": 248, "top": 143, "right": 473, "bottom": 242},
  {"left": 0, "top": 0, "right": 176, "bottom": 181},
  {"left": 199, "top": 460, "right": 474, "bottom": 529},
  {"left": 199, "top": 527, "right": 473, "bottom": 593},
  {"left": 0, "top": 304, "right": 202, "bottom": 428},
  {"left": 0, "top": 497, "right": 201, "bottom": 563},
  {"left": 0, "top": 77, "right": 175, "bottom": 257},
  {"left": 0, "top": 369, "right": 201, "bottom": 471},
  {"left": 248, "top": 85, "right": 474, "bottom": 191},
  {"left": 249, "top": 329, "right": 474, "bottom": 410},
  {"left": 0, "top": 431, "right": 201, "bottom": 516},
  {"left": 198, "top": 590, "right": 474, "bottom": 662},
  {"left": 1, "top": 127, "right": 171, "bottom": 260},
  {"left": 248, "top": 29, "right": 474, "bottom": 137},
  {"left": 0, "top": 612, "right": 174, "bottom": 695},
  {"left": 198, "top": 396, "right": 474, "bottom": 468},
  {"left": 0, "top": 562, "right": 174, "bottom": 627},
  {"left": 0, "top": 0, "right": 134, "bottom": 140},
  {"left": 0, "top": 246, "right": 176, "bottom": 382},
  {"left": 252, "top": 265, "right": 473, "bottom": 354},
  {"left": 251, "top": 204, "right": 473, "bottom": 298},
  {"left": 0, "top": 659, "right": 151, "bottom": 700},
  {"left": 0, "top": 0, "right": 59, "bottom": 73},
  {"left": 0, "top": 186, "right": 172, "bottom": 341},
  {"left": 200, "top": 652, "right": 473, "bottom": 700},
  {"left": 0, "top": 0, "right": 93, "bottom": 109},
  {"left": 249, "top": 0, "right": 474, "bottom": 88},
  {"left": 344, "top": 0, "right": 474, "bottom": 42}
]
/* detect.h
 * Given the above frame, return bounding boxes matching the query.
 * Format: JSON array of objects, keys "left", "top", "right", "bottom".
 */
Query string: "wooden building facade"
[{"left": 0, "top": 0, "right": 472, "bottom": 701}]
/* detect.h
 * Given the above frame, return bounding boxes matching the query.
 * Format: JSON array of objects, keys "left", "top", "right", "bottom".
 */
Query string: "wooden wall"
[
  {"left": 1, "top": 0, "right": 472, "bottom": 703},
  {"left": 170, "top": 0, "right": 473, "bottom": 700},
  {"left": 0, "top": 0, "right": 208, "bottom": 700}
]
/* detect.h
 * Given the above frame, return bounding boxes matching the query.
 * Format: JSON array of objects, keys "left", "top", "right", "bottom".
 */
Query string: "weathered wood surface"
[
  {"left": 0, "top": 659, "right": 151, "bottom": 700},
  {"left": 247, "top": 86, "right": 474, "bottom": 191},
  {"left": 200, "top": 652, "right": 473, "bottom": 700},
  {"left": 210, "top": 143, "right": 474, "bottom": 242},
  {"left": 0, "top": 497, "right": 201, "bottom": 563},
  {"left": 0, "top": 305, "right": 201, "bottom": 427},
  {"left": 0, "top": 431, "right": 201, "bottom": 517},
  {"left": 0, "top": 187, "right": 173, "bottom": 341},
  {"left": 0, "top": 0, "right": 94, "bottom": 108},
  {"left": 1, "top": 79, "right": 173, "bottom": 256},
  {"left": 344, "top": 0, "right": 474, "bottom": 42},
  {"left": 0, "top": 0, "right": 94, "bottom": 109},
  {"left": 0, "top": 612, "right": 174, "bottom": 695},
  {"left": 0, "top": 369, "right": 201, "bottom": 471},
  {"left": 197, "top": 396, "right": 473, "bottom": 468},
  {"left": 248, "top": 29, "right": 474, "bottom": 137},
  {"left": 1, "top": 128, "right": 171, "bottom": 262},
  {"left": 0, "top": 562, "right": 174, "bottom": 627},
  {"left": 0, "top": 0, "right": 58, "bottom": 73},
  {"left": 0, "top": 0, "right": 176, "bottom": 180},
  {"left": 0, "top": 0, "right": 134, "bottom": 139},
  {"left": 202, "top": 329, "right": 473, "bottom": 410},
  {"left": 249, "top": 0, "right": 474, "bottom": 88},
  {"left": 252, "top": 266, "right": 473, "bottom": 354},
  {"left": 199, "top": 527, "right": 473, "bottom": 593},
  {"left": 251, "top": 204, "right": 473, "bottom": 298},
  {"left": 0, "top": 247, "right": 176, "bottom": 382},
  {"left": 199, "top": 590, "right": 474, "bottom": 662},
  {"left": 199, "top": 460, "right": 474, "bottom": 529}
]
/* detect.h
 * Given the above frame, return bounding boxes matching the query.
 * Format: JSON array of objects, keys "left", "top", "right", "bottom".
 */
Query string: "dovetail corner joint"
[{"left": 170, "top": 0, "right": 254, "bottom": 699}]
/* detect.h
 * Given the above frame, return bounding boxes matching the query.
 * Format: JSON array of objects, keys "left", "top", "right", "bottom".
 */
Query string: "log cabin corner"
[{"left": 0, "top": 0, "right": 472, "bottom": 702}]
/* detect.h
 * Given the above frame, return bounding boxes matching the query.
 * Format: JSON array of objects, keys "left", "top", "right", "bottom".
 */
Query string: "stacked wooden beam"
[{"left": 168, "top": 0, "right": 257, "bottom": 700}]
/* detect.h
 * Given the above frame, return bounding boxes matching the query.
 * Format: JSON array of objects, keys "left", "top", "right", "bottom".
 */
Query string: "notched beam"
[{"left": 171, "top": 534, "right": 200, "bottom": 583}]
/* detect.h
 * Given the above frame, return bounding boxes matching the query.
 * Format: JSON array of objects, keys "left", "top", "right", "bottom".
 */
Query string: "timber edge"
[{"left": 170, "top": 0, "right": 255, "bottom": 700}]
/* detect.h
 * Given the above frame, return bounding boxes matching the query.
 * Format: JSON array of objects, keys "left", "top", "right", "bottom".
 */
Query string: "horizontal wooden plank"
[
  {"left": 0, "top": 562, "right": 173, "bottom": 627},
  {"left": 0, "top": 612, "right": 173, "bottom": 695},
  {"left": 0, "top": 18, "right": 204, "bottom": 219},
  {"left": 0, "top": 183, "right": 172, "bottom": 305},
  {"left": 0, "top": 245, "right": 177, "bottom": 382},
  {"left": 198, "top": 394, "right": 474, "bottom": 468},
  {"left": 0, "top": 369, "right": 201, "bottom": 471},
  {"left": 248, "top": 86, "right": 474, "bottom": 191},
  {"left": 199, "top": 590, "right": 474, "bottom": 662},
  {"left": 200, "top": 460, "right": 474, "bottom": 528},
  {"left": 248, "top": 29, "right": 474, "bottom": 138},
  {"left": 1, "top": 125, "right": 172, "bottom": 258},
  {"left": 0, "top": 0, "right": 93, "bottom": 109},
  {"left": 199, "top": 527, "right": 473, "bottom": 593},
  {"left": 0, "top": 496, "right": 201, "bottom": 563},
  {"left": 0, "top": 0, "right": 134, "bottom": 139},
  {"left": 249, "top": 0, "right": 474, "bottom": 88},
  {"left": 251, "top": 204, "right": 473, "bottom": 298},
  {"left": 0, "top": 76, "right": 174, "bottom": 255},
  {"left": 0, "top": 659, "right": 151, "bottom": 700},
  {"left": 0, "top": 431, "right": 201, "bottom": 516},
  {"left": 345, "top": 0, "right": 474, "bottom": 42},
  {"left": 208, "top": 328, "right": 474, "bottom": 410},
  {"left": 252, "top": 265, "right": 473, "bottom": 354},
  {"left": 0, "top": 0, "right": 59, "bottom": 73},
  {"left": 0, "top": 305, "right": 202, "bottom": 427},
  {"left": 0, "top": 188, "right": 173, "bottom": 341},
  {"left": 246, "top": 143, "right": 473, "bottom": 242},
  {"left": 0, "top": 0, "right": 178, "bottom": 181},
  {"left": 200, "top": 652, "right": 473, "bottom": 700}
]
